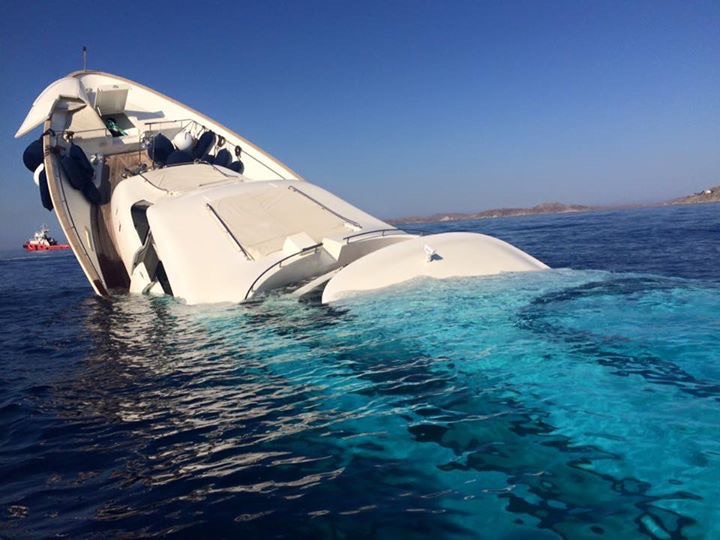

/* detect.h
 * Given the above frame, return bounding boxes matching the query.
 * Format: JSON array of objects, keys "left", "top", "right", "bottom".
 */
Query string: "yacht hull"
[{"left": 17, "top": 71, "right": 549, "bottom": 304}]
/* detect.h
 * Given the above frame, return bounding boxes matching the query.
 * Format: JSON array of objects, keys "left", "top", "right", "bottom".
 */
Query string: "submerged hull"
[{"left": 17, "top": 71, "right": 548, "bottom": 304}]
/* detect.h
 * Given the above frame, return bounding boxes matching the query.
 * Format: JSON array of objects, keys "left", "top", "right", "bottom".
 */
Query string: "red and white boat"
[{"left": 22, "top": 225, "right": 70, "bottom": 251}]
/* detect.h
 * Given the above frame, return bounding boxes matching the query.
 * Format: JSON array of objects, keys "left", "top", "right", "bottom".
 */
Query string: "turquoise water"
[
  {"left": 329, "top": 271, "right": 719, "bottom": 538},
  {"left": 1, "top": 204, "right": 719, "bottom": 538}
]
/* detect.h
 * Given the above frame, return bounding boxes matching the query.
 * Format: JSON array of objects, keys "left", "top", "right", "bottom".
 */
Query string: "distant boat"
[{"left": 22, "top": 225, "right": 70, "bottom": 251}]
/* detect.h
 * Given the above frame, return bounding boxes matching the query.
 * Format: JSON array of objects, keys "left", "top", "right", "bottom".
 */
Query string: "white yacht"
[{"left": 17, "top": 71, "right": 547, "bottom": 304}]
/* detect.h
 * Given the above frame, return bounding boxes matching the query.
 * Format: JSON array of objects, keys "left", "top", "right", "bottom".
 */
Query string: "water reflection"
[
  {"left": 2, "top": 271, "right": 715, "bottom": 538},
  {"left": 23, "top": 295, "right": 460, "bottom": 537}
]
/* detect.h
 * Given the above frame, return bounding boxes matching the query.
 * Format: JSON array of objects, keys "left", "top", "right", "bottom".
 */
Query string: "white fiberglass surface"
[{"left": 213, "top": 185, "right": 351, "bottom": 259}]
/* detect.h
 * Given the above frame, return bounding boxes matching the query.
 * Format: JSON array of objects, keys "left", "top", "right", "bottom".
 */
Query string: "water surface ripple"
[{"left": 1, "top": 204, "right": 719, "bottom": 539}]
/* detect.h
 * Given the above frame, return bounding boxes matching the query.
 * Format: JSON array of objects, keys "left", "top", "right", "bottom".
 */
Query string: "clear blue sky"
[{"left": 1, "top": 0, "right": 718, "bottom": 248}]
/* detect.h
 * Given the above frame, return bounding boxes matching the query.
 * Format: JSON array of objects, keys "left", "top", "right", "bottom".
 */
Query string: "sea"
[{"left": 1, "top": 203, "right": 719, "bottom": 539}]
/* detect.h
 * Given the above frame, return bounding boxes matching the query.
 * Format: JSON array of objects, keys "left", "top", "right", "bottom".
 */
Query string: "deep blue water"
[{"left": 1, "top": 204, "right": 719, "bottom": 539}]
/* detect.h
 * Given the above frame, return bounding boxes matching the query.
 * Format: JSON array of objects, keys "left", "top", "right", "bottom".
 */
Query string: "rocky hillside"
[
  {"left": 390, "top": 202, "right": 596, "bottom": 225},
  {"left": 670, "top": 187, "right": 720, "bottom": 205}
]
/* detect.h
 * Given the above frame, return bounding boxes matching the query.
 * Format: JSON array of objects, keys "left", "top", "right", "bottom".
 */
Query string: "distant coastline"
[
  {"left": 388, "top": 202, "right": 597, "bottom": 225},
  {"left": 388, "top": 186, "right": 720, "bottom": 225},
  {"left": 669, "top": 186, "right": 720, "bottom": 206}
]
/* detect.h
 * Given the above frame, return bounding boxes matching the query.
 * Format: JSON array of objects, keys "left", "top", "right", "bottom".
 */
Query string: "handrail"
[
  {"left": 140, "top": 119, "right": 293, "bottom": 178},
  {"left": 160, "top": 159, "right": 233, "bottom": 179},
  {"left": 143, "top": 119, "right": 291, "bottom": 180},
  {"left": 206, "top": 203, "right": 253, "bottom": 260},
  {"left": 135, "top": 168, "right": 170, "bottom": 193},
  {"left": 62, "top": 112, "right": 293, "bottom": 181},
  {"left": 244, "top": 243, "right": 322, "bottom": 300},
  {"left": 57, "top": 107, "right": 296, "bottom": 184},
  {"left": 206, "top": 161, "right": 232, "bottom": 178},
  {"left": 55, "top": 118, "right": 195, "bottom": 140},
  {"left": 287, "top": 185, "right": 361, "bottom": 230},
  {"left": 143, "top": 118, "right": 197, "bottom": 131},
  {"left": 342, "top": 228, "right": 422, "bottom": 244},
  {"left": 56, "top": 126, "right": 113, "bottom": 138}
]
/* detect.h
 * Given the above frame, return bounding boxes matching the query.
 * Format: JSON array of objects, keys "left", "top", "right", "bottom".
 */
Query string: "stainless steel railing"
[
  {"left": 244, "top": 244, "right": 323, "bottom": 300},
  {"left": 206, "top": 203, "right": 254, "bottom": 261},
  {"left": 287, "top": 185, "right": 362, "bottom": 230},
  {"left": 341, "top": 228, "right": 421, "bottom": 244}
]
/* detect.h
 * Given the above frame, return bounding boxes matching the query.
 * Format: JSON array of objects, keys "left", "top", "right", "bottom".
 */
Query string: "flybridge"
[{"left": 17, "top": 71, "right": 547, "bottom": 304}]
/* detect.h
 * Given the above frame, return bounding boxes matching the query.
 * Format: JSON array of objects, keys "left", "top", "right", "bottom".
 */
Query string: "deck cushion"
[
  {"left": 193, "top": 130, "right": 216, "bottom": 159},
  {"left": 147, "top": 133, "right": 173, "bottom": 165},
  {"left": 23, "top": 139, "right": 44, "bottom": 172}
]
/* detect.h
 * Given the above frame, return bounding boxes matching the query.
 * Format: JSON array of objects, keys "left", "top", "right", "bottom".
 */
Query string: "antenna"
[{"left": 82, "top": 46, "right": 87, "bottom": 71}]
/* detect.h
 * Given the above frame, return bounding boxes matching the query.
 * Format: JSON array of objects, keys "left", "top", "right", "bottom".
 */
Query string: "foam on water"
[{"left": 1, "top": 204, "right": 719, "bottom": 538}]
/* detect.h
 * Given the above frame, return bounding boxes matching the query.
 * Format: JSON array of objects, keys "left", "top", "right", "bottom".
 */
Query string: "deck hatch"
[{"left": 212, "top": 186, "right": 350, "bottom": 259}]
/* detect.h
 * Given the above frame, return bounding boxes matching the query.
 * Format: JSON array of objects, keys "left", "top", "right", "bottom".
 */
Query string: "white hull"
[{"left": 17, "top": 71, "right": 548, "bottom": 304}]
